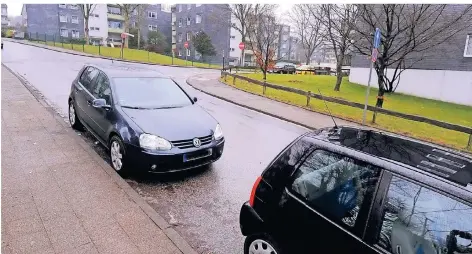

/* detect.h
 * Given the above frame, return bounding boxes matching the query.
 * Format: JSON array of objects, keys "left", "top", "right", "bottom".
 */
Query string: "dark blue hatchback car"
[{"left": 68, "top": 64, "right": 224, "bottom": 174}]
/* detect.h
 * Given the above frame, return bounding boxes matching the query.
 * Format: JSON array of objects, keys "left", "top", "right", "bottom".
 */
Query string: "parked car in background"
[
  {"left": 296, "top": 64, "right": 314, "bottom": 71},
  {"left": 240, "top": 126, "right": 472, "bottom": 254},
  {"left": 68, "top": 64, "right": 225, "bottom": 175},
  {"left": 271, "top": 63, "right": 297, "bottom": 74}
]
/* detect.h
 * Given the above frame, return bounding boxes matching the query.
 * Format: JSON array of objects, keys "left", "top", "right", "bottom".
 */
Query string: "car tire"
[
  {"left": 244, "top": 234, "right": 282, "bottom": 254},
  {"left": 109, "top": 135, "right": 129, "bottom": 176},
  {"left": 69, "top": 100, "right": 84, "bottom": 131}
]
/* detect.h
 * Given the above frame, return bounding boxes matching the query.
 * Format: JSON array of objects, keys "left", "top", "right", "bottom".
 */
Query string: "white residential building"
[
  {"left": 87, "top": 4, "right": 108, "bottom": 45},
  {"left": 229, "top": 14, "right": 242, "bottom": 66}
]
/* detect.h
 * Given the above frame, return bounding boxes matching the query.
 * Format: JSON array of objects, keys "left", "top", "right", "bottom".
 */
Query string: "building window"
[
  {"left": 59, "top": 4, "right": 67, "bottom": 8},
  {"left": 230, "top": 35, "right": 235, "bottom": 39},
  {"left": 178, "top": 33, "right": 182, "bottom": 42},
  {"left": 465, "top": 34, "right": 472, "bottom": 57},
  {"left": 107, "top": 7, "right": 121, "bottom": 15},
  {"left": 196, "top": 4, "right": 202, "bottom": 7},
  {"left": 178, "top": 4, "right": 182, "bottom": 12},
  {"left": 230, "top": 48, "right": 235, "bottom": 52},
  {"left": 71, "top": 15, "right": 78, "bottom": 24},
  {"left": 71, "top": 30, "right": 79, "bottom": 38},
  {"left": 187, "top": 17, "right": 191, "bottom": 26},
  {"left": 186, "top": 32, "right": 191, "bottom": 41},
  {"left": 148, "top": 25, "right": 158, "bottom": 31},
  {"left": 93, "top": 14, "right": 99, "bottom": 18},
  {"left": 68, "top": 4, "right": 78, "bottom": 10},
  {"left": 178, "top": 18, "right": 182, "bottom": 27},
  {"left": 187, "top": 48, "right": 191, "bottom": 56},
  {"left": 59, "top": 15, "right": 68, "bottom": 23},
  {"left": 282, "top": 44, "right": 287, "bottom": 49},
  {"left": 60, "top": 28, "right": 68, "bottom": 37},
  {"left": 108, "top": 21, "right": 122, "bottom": 29},
  {"left": 187, "top": 4, "right": 191, "bottom": 10},
  {"left": 232, "top": 22, "right": 236, "bottom": 27},
  {"left": 148, "top": 11, "right": 156, "bottom": 19},
  {"left": 196, "top": 14, "right": 202, "bottom": 24}
]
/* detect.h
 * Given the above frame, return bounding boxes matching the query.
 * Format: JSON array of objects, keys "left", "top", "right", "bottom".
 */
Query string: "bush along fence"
[
  {"left": 22, "top": 32, "right": 221, "bottom": 68},
  {"left": 221, "top": 71, "right": 472, "bottom": 150}
]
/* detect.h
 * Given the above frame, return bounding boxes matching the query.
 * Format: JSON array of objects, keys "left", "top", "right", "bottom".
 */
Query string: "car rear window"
[{"left": 113, "top": 77, "right": 192, "bottom": 109}]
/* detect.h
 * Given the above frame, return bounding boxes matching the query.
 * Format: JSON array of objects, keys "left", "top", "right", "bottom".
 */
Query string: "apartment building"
[
  {"left": 277, "top": 24, "right": 291, "bottom": 60},
  {"left": 1, "top": 4, "right": 8, "bottom": 27},
  {"left": 172, "top": 4, "right": 231, "bottom": 64},
  {"left": 22, "top": 4, "right": 84, "bottom": 40},
  {"left": 130, "top": 4, "right": 172, "bottom": 47}
]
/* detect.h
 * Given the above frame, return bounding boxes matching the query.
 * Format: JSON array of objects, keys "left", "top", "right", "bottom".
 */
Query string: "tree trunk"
[
  {"left": 263, "top": 70, "right": 267, "bottom": 80},
  {"left": 334, "top": 55, "right": 344, "bottom": 91},
  {"left": 137, "top": 28, "right": 141, "bottom": 49},
  {"left": 84, "top": 19, "right": 90, "bottom": 44},
  {"left": 375, "top": 66, "right": 386, "bottom": 108},
  {"left": 124, "top": 17, "right": 130, "bottom": 48}
]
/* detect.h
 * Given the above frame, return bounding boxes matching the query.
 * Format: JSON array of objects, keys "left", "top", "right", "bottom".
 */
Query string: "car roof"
[
  {"left": 306, "top": 126, "right": 472, "bottom": 194},
  {"left": 84, "top": 63, "right": 172, "bottom": 79}
]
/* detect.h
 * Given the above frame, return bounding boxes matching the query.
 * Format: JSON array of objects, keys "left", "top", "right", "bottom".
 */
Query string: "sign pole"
[{"left": 362, "top": 28, "right": 381, "bottom": 125}]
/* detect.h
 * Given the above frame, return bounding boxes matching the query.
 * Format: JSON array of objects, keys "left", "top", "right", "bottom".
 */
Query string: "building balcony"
[
  {"left": 108, "top": 27, "right": 123, "bottom": 34},
  {"left": 107, "top": 13, "right": 124, "bottom": 21}
]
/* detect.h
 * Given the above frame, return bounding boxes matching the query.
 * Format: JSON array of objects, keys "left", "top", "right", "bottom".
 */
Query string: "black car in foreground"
[
  {"left": 240, "top": 126, "right": 472, "bottom": 254},
  {"left": 68, "top": 64, "right": 224, "bottom": 174}
]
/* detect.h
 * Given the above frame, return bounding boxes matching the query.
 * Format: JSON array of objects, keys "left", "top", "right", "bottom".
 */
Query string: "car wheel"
[
  {"left": 244, "top": 234, "right": 282, "bottom": 254},
  {"left": 109, "top": 136, "right": 128, "bottom": 175},
  {"left": 69, "top": 100, "right": 83, "bottom": 130}
]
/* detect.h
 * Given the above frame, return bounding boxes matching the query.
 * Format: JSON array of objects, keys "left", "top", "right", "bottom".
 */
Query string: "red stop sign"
[
  {"left": 239, "top": 42, "right": 245, "bottom": 50},
  {"left": 184, "top": 41, "right": 189, "bottom": 49}
]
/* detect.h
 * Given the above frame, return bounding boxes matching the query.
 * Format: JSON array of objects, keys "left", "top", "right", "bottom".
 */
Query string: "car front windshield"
[{"left": 113, "top": 77, "right": 192, "bottom": 109}]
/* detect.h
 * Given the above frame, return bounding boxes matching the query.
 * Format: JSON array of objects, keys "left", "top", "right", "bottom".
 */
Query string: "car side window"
[
  {"left": 290, "top": 150, "right": 381, "bottom": 228},
  {"left": 376, "top": 176, "right": 472, "bottom": 254},
  {"left": 79, "top": 67, "right": 99, "bottom": 91},
  {"left": 91, "top": 72, "right": 112, "bottom": 105}
]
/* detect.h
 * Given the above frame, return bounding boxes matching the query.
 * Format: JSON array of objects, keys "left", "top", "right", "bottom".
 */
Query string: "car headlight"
[
  {"left": 139, "top": 133, "right": 172, "bottom": 150},
  {"left": 213, "top": 124, "right": 223, "bottom": 140}
]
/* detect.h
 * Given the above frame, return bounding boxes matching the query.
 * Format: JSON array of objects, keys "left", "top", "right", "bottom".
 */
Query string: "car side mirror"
[
  {"left": 193, "top": 97, "right": 198, "bottom": 102},
  {"left": 92, "top": 98, "right": 111, "bottom": 109}
]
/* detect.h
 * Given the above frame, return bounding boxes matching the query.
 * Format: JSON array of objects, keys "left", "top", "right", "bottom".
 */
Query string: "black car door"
[
  {"left": 278, "top": 148, "right": 382, "bottom": 253},
  {"left": 75, "top": 67, "right": 99, "bottom": 129},
  {"left": 87, "top": 71, "right": 113, "bottom": 141}
]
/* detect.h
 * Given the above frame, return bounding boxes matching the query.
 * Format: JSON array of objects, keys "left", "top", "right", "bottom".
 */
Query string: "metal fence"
[{"left": 23, "top": 32, "right": 221, "bottom": 68}]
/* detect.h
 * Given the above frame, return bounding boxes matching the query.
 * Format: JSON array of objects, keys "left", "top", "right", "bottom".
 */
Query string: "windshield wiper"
[{"left": 121, "top": 105, "right": 148, "bottom": 109}]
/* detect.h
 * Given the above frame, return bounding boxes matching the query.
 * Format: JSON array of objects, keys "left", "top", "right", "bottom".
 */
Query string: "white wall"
[
  {"left": 87, "top": 4, "right": 108, "bottom": 43},
  {"left": 349, "top": 68, "right": 472, "bottom": 106}
]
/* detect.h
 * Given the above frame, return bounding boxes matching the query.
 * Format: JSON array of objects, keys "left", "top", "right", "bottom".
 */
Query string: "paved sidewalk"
[
  {"left": 187, "top": 73, "right": 358, "bottom": 130},
  {"left": 1, "top": 65, "right": 195, "bottom": 254}
]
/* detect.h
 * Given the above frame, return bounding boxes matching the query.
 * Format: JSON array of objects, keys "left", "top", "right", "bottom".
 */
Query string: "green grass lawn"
[
  {"left": 33, "top": 40, "right": 221, "bottom": 69},
  {"left": 222, "top": 73, "right": 472, "bottom": 151}
]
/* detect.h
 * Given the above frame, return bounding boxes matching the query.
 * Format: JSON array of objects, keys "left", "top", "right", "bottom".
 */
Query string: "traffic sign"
[
  {"left": 371, "top": 48, "right": 378, "bottom": 63},
  {"left": 373, "top": 28, "right": 381, "bottom": 49},
  {"left": 239, "top": 42, "right": 245, "bottom": 50},
  {"left": 184, "top": 41, "right": 189, "bottom": 49}
]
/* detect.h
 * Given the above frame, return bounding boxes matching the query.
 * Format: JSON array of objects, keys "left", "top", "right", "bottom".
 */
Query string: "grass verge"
[
  {"left": 29, "top": 40, "right": 221, "bottom": 69},
  {"left": 221, "top": 75, "right": 472, "bottom": 152}
]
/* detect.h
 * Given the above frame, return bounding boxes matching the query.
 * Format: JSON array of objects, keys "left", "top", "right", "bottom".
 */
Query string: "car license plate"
[{"left": 183, "top": 149, "right": 212, "bottom": 162}]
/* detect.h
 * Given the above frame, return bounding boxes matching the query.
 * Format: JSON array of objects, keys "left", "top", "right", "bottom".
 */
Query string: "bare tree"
[
  {"left": 290, "top": 4, "right": 325, "bottom": 65},
  {"left": 314, "top": 4, "right": 358, "bottom": 91},
  {"left": 351, "top": 4, "right": 472, "bottom": 110},
  {"left": 79, "top": 4, "right": 95, "bottom": 44},
  {"left": 229, "top": 4, "right": 253, "bottom": 66},
  {"left": 135, "top": 4, "right": 148, "bottom": 49},
  {"left": 246, "top": 5, "right": 283, "bottom": 80},
  {"left": 118, "top": 4, "right": 140, "bottom": 48}
]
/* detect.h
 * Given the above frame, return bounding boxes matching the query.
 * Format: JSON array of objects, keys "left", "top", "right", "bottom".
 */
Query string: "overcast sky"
[{"left": 7, "top": 3, "right": 293, "bottom": 17}]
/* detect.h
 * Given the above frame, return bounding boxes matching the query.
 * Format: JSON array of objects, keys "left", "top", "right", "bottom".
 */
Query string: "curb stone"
[
  {"left": 5, "top": 38, "right": 219, "bottom": 71},
  {"left": 2, "top": 63, "right": 198, "bottom": 254}
]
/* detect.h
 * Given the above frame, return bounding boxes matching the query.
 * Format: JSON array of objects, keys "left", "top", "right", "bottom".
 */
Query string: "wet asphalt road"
[{"left": 2, "top": 41, "right": 309, "bottom": 253}]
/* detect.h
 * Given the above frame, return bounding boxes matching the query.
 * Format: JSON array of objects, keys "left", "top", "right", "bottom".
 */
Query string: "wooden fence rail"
[{"left": 221, "top": 71, "right": 472, "bottom": 149}]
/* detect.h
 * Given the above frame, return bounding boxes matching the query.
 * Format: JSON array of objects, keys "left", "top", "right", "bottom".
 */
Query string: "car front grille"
[{"left": 171, "top": 135, "right": 213, "bottom": 149}]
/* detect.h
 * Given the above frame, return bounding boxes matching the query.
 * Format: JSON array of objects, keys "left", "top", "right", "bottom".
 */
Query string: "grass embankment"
[
  {"left": 222, "top": 73, "right": 472, "bottom": 151},
  {"left": 30, "top": 40, "right": 221, "bottom": 69}
]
